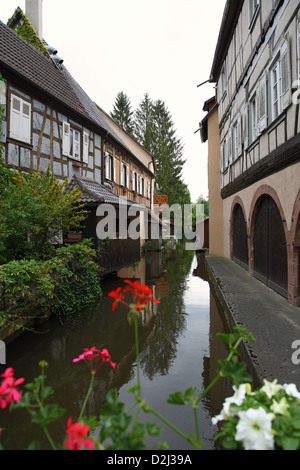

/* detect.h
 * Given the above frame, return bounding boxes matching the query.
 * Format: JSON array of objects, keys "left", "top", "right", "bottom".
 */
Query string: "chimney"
[{"left": 25, "top": 0, "right": 43, "bottom": 39}]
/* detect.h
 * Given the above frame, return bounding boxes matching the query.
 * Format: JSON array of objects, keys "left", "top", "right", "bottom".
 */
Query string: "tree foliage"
[
  {"left": 112, "top": 91, "right": 191, "bottom": 207},
  {"left": 110, "top": 91, "right": 134, "bottom": 135},
  {"left": 0, "top": 166, "right": 88, "bottom": 263}
]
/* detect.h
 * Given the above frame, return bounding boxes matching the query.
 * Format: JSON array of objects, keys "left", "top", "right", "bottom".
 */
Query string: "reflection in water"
[{"left": 0, "top": 246, "right": 231, "bottom": 450}]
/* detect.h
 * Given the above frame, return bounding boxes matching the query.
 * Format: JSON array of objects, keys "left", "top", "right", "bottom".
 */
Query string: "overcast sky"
[{"left": 1, "top": 0, "right": 226, "bottom": 202}]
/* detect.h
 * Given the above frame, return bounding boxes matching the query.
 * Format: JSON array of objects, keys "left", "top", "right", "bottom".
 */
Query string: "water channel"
[{"left": 0, "top": 245, "right": 232, "bottom": 450}]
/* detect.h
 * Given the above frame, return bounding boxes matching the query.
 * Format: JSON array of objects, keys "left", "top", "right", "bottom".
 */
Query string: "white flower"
[
  {"left": 235, "top": 407, "right": 275, "bottom": 450},
  {"left": 212, "top": 384, "right": 248, "bottom": 425},
  {"left": 261, "top": 379, "right": 282, "bottom": 399},
  {"left": 282, "top": 383, "right": 300, "bottom": 399},
  {"left": 212, "top": 400, "right": 233, "bottom": 424},
  {"left": 270, "top": 397, "right": 290, "bottom": 416}
]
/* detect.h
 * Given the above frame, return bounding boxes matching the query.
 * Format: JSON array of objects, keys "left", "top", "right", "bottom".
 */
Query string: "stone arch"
[
  {"left": 290, "top": 190, "right": 300, "bottom": 306},
  {"left": 230, "top": 196, "right": 249, "bottom": 269},
  {"left": 249, "top": 185, "right": 288, "bottom": 299}
]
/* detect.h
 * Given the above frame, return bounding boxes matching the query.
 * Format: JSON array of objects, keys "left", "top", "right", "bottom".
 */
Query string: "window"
[
  {"left": 249, "top": 0, "right": 259, "bottom": 26},
  {"left": 270, "top": 35, "right": 291, "bottom": 121},
  {"left": 62, "top": 122, "right": 88, "bottom": 162},
  {"left": 249, "top": 92, "right": 258, "bottom": 143},
  {"left": 257, "top": 73, "right": 267, "bottom": 133},
  {"left": 220, "top": 62, "right": 227, "bottom": 99},
  {"left": 232, "top": 116, "right": 242, "bottom": 161},
  {"left": 105, "top": 153, "right": 116, "bottom": 181},
  {"left": 139, "top": 176, "right": 145, "bottom": 196},
  {"left": 221, "top": 138, "right": 228, "bottom": 172},
  {"left": 10, "top": 94, "right": 31, "bottom": 144},
  {"left": 120, "top": 162, "right": 129, "bottom": 188},
  {"left": 132, "top": 170, "right": 138, "bottom": 192}
]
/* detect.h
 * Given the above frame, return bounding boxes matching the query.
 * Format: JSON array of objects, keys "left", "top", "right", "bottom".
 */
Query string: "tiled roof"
[
  {"left": 0, "top": 20, "right": 128, "bottom": 150},
  {"left": 69, "top": 175, "right": 146, "bottom": 209}
]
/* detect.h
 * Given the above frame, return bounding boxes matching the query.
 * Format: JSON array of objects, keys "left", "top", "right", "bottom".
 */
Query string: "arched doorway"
[
  {"left": 232, "top": 203, "right": 248, "bottom": 269},
  {"left": 253, "top": 195, "right": 288, "bottom": 298}
]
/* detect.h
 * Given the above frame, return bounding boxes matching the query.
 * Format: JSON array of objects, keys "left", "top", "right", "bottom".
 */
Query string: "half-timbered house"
[
  {"left": 0, "top": 2, "right": 156, "bottom": 272},
  {"left": 200, "top": 0, "right": 300, "bottom": 305}
]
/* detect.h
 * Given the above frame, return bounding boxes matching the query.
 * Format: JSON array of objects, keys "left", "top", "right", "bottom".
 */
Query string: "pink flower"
[
  {"left": 0, "top": 368, "right": 25, "bottom": 408},
  {"left": 99, "top": 348, "right": 116, "bottom": 369},
  {"left": 63, "top": 417, "right": 94, "bottom": 450},
  {"left": 73, "top": 347, "right": 116, "bottom": 374}
]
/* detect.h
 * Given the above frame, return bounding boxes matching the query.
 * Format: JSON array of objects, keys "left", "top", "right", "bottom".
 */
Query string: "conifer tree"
[{"left": 110, "top": 91, "right": 134, "bottom": 135}]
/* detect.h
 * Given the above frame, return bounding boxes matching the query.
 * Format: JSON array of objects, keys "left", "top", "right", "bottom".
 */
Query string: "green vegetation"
[
  {"left": 8, "top": 8, "right": 48, "bottom": 56},
  {"left": 111, "top": 91, "right": 191, "bottom": 207},
  {"left": 0, "top": 160, "right": 102, "bottom": 331}
]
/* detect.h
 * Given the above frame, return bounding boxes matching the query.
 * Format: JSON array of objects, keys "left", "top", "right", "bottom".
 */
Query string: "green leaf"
[
  {"left": 32, "top": 404, "right": 65, "bottom": 427},
  {"left": 167, "top": 391, "right": 185, "bottom": 405},
  {"left": 145, "top": 422, "right": 162, "bottom": 436}
]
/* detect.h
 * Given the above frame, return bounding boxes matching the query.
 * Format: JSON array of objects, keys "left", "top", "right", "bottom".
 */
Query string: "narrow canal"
[{"left": 0, "top": 246, "right": 232, "bottom": 450}]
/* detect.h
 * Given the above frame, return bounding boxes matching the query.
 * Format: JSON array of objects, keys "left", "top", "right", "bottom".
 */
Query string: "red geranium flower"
[
  {"left": 63, "top": 417, "right": 94, "bottom": 450},
  {"left": 123, "top": 279, "right": 160, "bottom": 306},
  {"left": 108, "top": 287, "right": 125, "bottom": 311}
]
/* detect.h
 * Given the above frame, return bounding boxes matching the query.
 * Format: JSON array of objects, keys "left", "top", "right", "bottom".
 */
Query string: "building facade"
[
  {"left": 202, "top": 0, "right": 300, "bottom": 305},
  {"left": 0, "top": 4, "right": 156, "bottom": 270}
]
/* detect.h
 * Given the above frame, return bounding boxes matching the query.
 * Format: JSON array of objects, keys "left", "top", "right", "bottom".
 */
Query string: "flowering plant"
[
  {"left": 213, "top": 379, "right": 300, "bottom": 450},
  {"left": 1, "top": 278, "right": 300, "bottom": 450}
]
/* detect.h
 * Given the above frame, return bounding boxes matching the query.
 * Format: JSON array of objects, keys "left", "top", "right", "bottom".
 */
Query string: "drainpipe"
[{"left": 25, "top": 0, "right": 43, "bottom": 39}]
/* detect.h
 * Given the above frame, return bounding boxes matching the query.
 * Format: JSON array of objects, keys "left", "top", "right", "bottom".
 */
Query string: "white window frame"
[
  {"left": 220, "top": 62, "right": 227, "bottom": 99},
  {"left": 249, "top": 91, "right": 258, "bottom": 143},
  {"left": 120, "top": 163, "right": 129, "bottom": 188},
  {"left": 270, "top": 35, "right": 291, "bottom": 122},
  {"left": 232, "top": 115, "right": 242, "bottom": 161},
  {"left": 257, "top": 73, "right": 267, "bottom": 133},
  {"left": 221, "top": 138, "right": 228, "bottom": 172},
  {"left": 105, "top": 153, "right": 115, "bottom": 181},
  {"left": 139, "top": 176, "right": 145, "bottom": 196},
  {"left": 62, "top": 121, "right": 81, "bottom": 161},
  {"left": 9, "top": 94, "right": 31, "bottom": 144},
  {"left": 248, "top": 0, "right": 260, "bottom": 27},
  {"left": 82, "top": 132, "right": 89, "bottom": 164}
]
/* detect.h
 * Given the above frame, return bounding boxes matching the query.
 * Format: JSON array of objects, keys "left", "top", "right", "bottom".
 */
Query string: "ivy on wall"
[{"left": 8, "top": 8, "right": 48, "bottom": 57}]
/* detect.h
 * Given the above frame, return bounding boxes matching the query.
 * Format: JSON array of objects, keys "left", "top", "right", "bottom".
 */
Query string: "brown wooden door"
[
  {"left": 253, "top": 196, "right": 287, "bottom": 298},
  {"left": 232, "top": 204, "right": 248, "bottom": 269}
]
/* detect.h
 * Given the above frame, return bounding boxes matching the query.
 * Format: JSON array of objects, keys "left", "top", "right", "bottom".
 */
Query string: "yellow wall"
[{"left": 207, "top": 106, "right": 224, "bottom": 256}]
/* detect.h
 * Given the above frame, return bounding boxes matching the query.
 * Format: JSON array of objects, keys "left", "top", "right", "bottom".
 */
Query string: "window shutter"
[
  {"left": 280, "top": 34, "right": 291, "bottom": 110},
  {"left": 243, "top": 104, "right": 249, "bottom": 150},
  {"left": 132, "top": 171, "right": 135, "bottom": 192},
  {"left": 10, "top": 95, "right": 31, "bottom": 144},
  {"left": 126, "top": 166, "right": 129, "bottom": 189},
  {"left": 73, "top": 131, "right": 80, "bottom": 160},
  {"left": 237, "top": 115, "right": 242, "bottom": 157},
  {"left": 257, "top": 74, "right": 267, "bottom": 133},
  {"left": 62, "top": 122, "right": 70, "bottom": 157},
  {"left": 120, "top": 163, "right": 124, "bottom": 186},
  {"left": 228, "top": 131, "right": 232, "bottom": 164},
  {"left": 21, "top": 101, "right": 31, "bottom": 144},
  {"left": 113, "top": 158, "right": 116, "bottom": 182},
  {"left": 10, "top": 95, "right": 21, "bottom": 140},
  {"left": 82, "top": 132, "right": 89, "bottom": 164},
  {"left": 105, "top": 155, "right": 109, "bottom": 179}
]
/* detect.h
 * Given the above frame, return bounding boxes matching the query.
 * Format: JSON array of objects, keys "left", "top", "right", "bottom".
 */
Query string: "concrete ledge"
[{"left": 205, "top": 254, "right": 300, "bottom": 388}]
